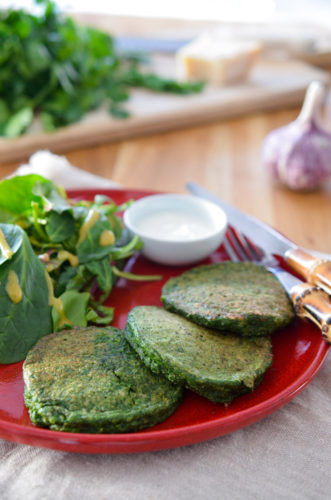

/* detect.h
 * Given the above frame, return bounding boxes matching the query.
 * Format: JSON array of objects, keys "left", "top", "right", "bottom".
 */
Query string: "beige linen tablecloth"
[
  {"left": 1, "top": 358, "right": 330, "bottom": 500},
  {"left": 1, "top": 152, "right": 330, "bottom": 500}
]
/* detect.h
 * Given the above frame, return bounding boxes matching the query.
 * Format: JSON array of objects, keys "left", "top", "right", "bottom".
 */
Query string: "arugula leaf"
[
  {"left": 0, "top": 223, "right": 52, "bottom": 363},
  {"left": 110, "top": 234, "right": 143, "bottom": 260},
  {"left": 86, "top": 304, "right": 114, "bottom": 325}
]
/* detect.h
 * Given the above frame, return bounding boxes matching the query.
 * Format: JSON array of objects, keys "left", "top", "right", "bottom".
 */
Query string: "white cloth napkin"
[{"left": 12, "top": 150, "right": 120, "bottom": 189}]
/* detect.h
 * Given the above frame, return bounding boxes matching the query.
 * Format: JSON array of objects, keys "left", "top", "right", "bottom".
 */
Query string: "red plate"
[{"left": 0, "top": 188, "right": 329, "bottom": 454}]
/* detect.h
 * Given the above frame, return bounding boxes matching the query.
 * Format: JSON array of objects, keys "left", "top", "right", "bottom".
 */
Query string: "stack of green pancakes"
[
  {"left": 125, "top": 262, "right": 294, "bottom": 404},
  {"left": 23, "top": 262, "right": 294, "bottom": 433}
]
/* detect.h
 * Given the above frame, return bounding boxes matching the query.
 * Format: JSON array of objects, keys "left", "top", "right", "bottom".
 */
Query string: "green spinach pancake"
[
  {"left": 125, "top": 306, "right": 273, "bottom": 403},
  {"left": 23, "top": 326, "right": 183, "bottom": 433},
  {"left": 161, "top": 262, "right": 294, "bottom": 336}
]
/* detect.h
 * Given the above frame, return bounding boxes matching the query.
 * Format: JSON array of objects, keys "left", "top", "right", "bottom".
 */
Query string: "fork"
[{"left": 223, "top": 226, "right": 331, "bottom": 343}]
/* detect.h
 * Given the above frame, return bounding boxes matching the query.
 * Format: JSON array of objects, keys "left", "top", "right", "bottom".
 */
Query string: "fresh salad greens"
[
  {"left": 0, "top": 0, "right": 204, "bottom": 137},
  {"left": 0, "top": 223, "right": 52, "bottom": 363},
  {"left": 0, "top": 174, "right": 155, "bottom": 363}
]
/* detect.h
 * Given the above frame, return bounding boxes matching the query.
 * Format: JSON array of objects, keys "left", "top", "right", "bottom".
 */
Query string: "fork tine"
[
  {"left": 225, "top": 225, "right": 277, "bottom": 267},
  {"left": 225, "top": 226, "right": 266, "bottom": 264},
  {"left": 227, "top": 226, "right": 255, "bottom": 261},
  {"left": 223, "top": 233, "right": 241, "bottom": 262},
  {"left": 242, "top": 235, "right": 265, "bottom": 261}
]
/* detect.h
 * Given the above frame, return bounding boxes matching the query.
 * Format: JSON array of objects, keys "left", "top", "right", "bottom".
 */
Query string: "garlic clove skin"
[
  {"left": 262, "top": 81, "right": 331, "bottom": 191},
  {"left": 283, "top": 122, "right": 331, "bottom": 190},
  {"left": 262, "top": 123, "right": 295, "bottom": 183}
]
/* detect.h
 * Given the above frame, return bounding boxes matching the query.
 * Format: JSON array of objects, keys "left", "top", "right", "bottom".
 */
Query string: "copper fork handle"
[
  {"left": 286, "top": 248, "right": 331, "bottom": 296},
  {"left": 291, "top": 282, "right": 331, "bottom": 343}
]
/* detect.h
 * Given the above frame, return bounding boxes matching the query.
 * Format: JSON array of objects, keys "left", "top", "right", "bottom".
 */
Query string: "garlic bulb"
[{"left": 262, "top": 81, "right": 331, "bottom": 190}]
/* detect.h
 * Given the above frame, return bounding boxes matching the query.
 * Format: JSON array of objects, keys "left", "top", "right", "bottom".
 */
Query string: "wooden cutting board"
[{"left": 0, "top": 55, "right": 329, "bottom": 164}]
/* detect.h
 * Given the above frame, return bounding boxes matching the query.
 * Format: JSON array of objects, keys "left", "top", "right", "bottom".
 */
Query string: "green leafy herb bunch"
[{"left": 0, "top": 0, "right": 203, "bottom": 137}]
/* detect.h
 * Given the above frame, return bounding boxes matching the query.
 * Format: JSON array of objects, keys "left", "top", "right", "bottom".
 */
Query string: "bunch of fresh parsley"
[{"left": 0, "top": 0, "right": 203, "bottom": 138}]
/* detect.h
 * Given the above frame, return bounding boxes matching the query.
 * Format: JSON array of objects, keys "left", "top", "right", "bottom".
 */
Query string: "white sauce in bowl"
[
  {"left": 135, "top": 210, "right": 214, "bottom": 241},
  {"left": 123, "top": 194, "right": 227, "bottom": 265}
]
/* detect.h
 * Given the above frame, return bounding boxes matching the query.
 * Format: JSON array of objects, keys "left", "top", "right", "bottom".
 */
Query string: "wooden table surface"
[{"left": 1, "top": 15, "right": 331, "bottom": 254}]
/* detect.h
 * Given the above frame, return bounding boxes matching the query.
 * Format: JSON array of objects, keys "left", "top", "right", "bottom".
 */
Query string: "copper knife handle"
[
  {"left": 291, "top": 282, "right": 331, "bottom": 343},
  {"left": 285, "top": 248, "right": 331, "bottom": 296}
]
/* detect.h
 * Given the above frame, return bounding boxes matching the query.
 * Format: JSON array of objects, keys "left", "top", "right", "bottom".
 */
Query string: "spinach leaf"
[
  {"left": 0, "top": 174, "right": 51, "bottom": 216},
  {"left": 85, "top": 257, "right": 113, "bottom": 298},
  {"left": 77, "top": 214, "right": 115, "bottom": 263},
  {"left": 57, "top": 265, "right": 90, "bottom": 293},
  {"left": 54, "top": 266, "right": 78, "bottom": 296},
  {"left": 52, "top": 290, "right": 90, "bottom": 331},
  {"left": 46, "top": 210, "right": 75, "bottom": 242},
  {"left": 32, "top": 180, "right": 71, "bottom": 213},
  {"left": 0, "top": 223, "right": 52, "bottom": 363}
]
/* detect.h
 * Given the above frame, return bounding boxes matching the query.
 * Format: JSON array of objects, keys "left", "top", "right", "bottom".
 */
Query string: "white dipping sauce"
[
  {"left": 123, "top": 194, "right": 227, "bottom": 265},
  {"left": 136, "top": 209, "right": 214, "bottom": 241}
]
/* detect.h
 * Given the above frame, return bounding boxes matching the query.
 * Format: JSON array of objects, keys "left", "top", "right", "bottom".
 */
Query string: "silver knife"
[
  {"left": 186, "top": 182, "right": 331, "bottom": 295},
  {"left": 114, "top": 37, "right": 191, "bottom": 54},
  {"left": 113, "top": 33, "right": 323, "bottom": 58}
]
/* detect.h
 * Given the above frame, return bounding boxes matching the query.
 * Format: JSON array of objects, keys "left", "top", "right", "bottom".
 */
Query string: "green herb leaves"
[
  {"left": 0, "top": 174, "right": 148, "bottom": 362},
  {"left": 0, "top": 224, "right": 53, "bottom": 363},
  {"left": 0, "top": 0, "right": 204, "bottom": 137},
  {"left": 0, "top": 174, "right": 52, "bottom": 217},
  {"left": 46, "top": 211, "right": 76, "bottom": 242}
]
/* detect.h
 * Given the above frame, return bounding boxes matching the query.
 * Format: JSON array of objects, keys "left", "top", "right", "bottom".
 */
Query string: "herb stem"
[
  {"left": 111, "top": 266, "right": 162, "bottom": 282},
  {"left": 31, "top": 203, "right": 48, "bottom": 242}
]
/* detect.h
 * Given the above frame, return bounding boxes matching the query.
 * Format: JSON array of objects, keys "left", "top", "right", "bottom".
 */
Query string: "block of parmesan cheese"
[{"left": 176, "top": 36, "right": 262, "bottom": 86}]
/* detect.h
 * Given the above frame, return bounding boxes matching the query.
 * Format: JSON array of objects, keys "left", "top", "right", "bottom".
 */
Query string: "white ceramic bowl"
[{"left": 123, "top": 194, "right": 227, "bottom": 265}]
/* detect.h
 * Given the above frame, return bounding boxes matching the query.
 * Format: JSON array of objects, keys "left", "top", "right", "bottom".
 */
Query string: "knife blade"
[
  {"left": 114, "top": 36, "right": 191, "bottom": 54},
  {"left": 113, "top": 30, "right": 326, "bottom": 58},
  {"left": 186, "top": 182, "right": 331, "bottom": 295}
]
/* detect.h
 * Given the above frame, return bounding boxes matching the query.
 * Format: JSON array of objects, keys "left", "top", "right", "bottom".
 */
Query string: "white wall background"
[{"left": 2, "top": 0, "right": 331, "bottom": 26}]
